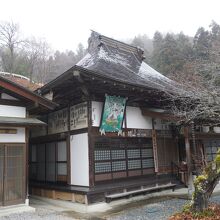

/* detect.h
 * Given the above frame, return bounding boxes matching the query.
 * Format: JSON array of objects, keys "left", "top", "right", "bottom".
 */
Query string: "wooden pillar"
[
  {"left": 25, "top": 127, "right": 29, "bottom": 202},
  {"left": 152, "top": 119, "right": 159, "bottom": 173},
  {"left": 184, "top": 126, "right": 193, "bottom": 190},
  {"left": 88, "top": 100, "right": 95, "bottom": 187},
  {"left": 67, "top": 105, "right": 71, "bottom": 185}
]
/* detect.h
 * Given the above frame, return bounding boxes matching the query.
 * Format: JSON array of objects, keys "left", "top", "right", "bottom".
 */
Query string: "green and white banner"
[{"left": 100, "top": 95, "right": 127, "bottom": 135}]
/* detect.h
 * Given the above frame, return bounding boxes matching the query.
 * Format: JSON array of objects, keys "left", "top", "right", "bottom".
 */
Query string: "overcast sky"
[{"left": 1, "top": 0, "right": 220, "bottom": 52}]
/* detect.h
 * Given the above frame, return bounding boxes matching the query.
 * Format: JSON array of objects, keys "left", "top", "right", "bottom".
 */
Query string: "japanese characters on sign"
[
  {"left": 70, "top": 102, "right": 88, "bottom": 130},
  {"left": 48, "top": 108, "right": 68, "bottom": 134}
]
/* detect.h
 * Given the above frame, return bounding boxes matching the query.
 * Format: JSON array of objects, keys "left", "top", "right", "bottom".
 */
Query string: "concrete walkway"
[{"left": 1, "top": 186, "right": 220, "bottom": 220}]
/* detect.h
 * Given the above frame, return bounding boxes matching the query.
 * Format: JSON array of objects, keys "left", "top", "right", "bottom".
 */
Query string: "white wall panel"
[
  {"left": 1, "top": 93, "right": 19, "bottom": 100},
  {"left": 70, "top": 133, "right": 89, "bottom": 186},
  {"left": 126, "top": 106, "right": 152, "bottom": 129},
  {"left": 0, "top": 127, "right": 25, "bottom": 143},
  {"left": 92, "top": 101, "right": 103, "bottom": 127},
  {"left": 0, "top": 105, "right": 26, "bottom": 118}
]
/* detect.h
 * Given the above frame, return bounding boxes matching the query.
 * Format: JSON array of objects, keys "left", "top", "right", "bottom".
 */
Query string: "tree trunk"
[
  {"left": 191, "top": 161, "right": 220, "bottom": 212},
  {"left": 193, "top": 190, "right": 209, "bottom": 212}
]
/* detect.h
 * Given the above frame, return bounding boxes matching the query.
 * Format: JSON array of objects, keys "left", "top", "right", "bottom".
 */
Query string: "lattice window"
[
  {"left": 141, "top": 149, "right": 153, "bottom": 158},
  {"left": 111, "top": 150, "right": 125, "bottom": 160},
  {"left": 112, "top": 161, "right": 126, "bottom": 171},
  {"left": 128, "top": 160, "right": 141, "bottom": 169},
  {"left": 127, "top": 149, "right": 140, "bottom": 158},
  {"left": 95, "top": 162, "right": 111, "bottom": 173},
  {"left": 142, "top": 158, "right": 154, "bottom": 168},
  {"left": 94, "top": 150, "right": 111, "bottom": 161}
]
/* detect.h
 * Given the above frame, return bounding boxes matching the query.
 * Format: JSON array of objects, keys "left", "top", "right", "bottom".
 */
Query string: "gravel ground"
[
  {"left": 0, "top": 208, "right": 77, "bottom": 220},
  {"left": 107, "top": 195, "right": 220, "bottom": 220},
  {"left": 107, "top": 198, "right": 187, "bottom": 220},
  {"left": 0, "top": 195, "right": 220, "bottom": 220}
]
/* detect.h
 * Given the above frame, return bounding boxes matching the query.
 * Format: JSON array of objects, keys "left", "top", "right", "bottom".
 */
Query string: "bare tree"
[
  {"left": 33, "top": 40, "right": 51, "bottom": 84},
  {"left": 0, "top": 21, "right": 22, "bottom": 73},
  {"left": 165, "top": 63, "right": 220, "bottom": 212},
  {"left": 23, "top": 37, "right": 51, "bottom": 82}
]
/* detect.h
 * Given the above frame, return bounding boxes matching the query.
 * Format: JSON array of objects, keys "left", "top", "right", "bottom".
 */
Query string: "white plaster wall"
[
  {"left": 70, "top": 133, "right": 89, "bottom": 186},
  {"left": 0, "top": 127, "right": 25, "bottom": 143},
  {"left": 92, "top": 101, "right": 103, "bottom": 127},
  {"left": 126, "top": 106, "right": 152, "bottom": 129},
  {"left": 0, "top": 105, "right": 26, "bottom": 118},
  {"left": 1, "top": 93, "right": 19, "bottom": 100}
]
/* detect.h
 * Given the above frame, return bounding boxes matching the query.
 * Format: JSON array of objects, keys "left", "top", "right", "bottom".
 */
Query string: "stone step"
[{"left": 105, "top": 183, "right": 177, "bottom": 203}]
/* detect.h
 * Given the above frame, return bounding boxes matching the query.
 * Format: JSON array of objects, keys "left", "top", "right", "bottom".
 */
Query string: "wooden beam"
[
  {"left": 141, "top": 108, "right": 176, "bottom": 121},
  {"left": 0, "top": 78, "right": 57, "bottom": 110},
  {"left": 0, "top": 98, "right": 26, "bottom": 107}
]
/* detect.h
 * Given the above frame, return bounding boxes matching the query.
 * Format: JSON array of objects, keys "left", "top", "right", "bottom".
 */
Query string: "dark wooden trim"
[
  {"left": 67, "top": 105, "right": 71, "bottom": 185},
  {"left": 69, "top": 128, "right": 88, "bottom": 136},
  {"left": 0, "top": 99, "right": 26, "bottom": 107},
  {"left": 90, "top": 127, "right": 153, "bottom": 138},
  {"left": 88, "top": 100, "right": 95, "bottom": 187},
  {"left": 25, "top": 127, "right": 29, "bottom": 201},
  {"left": 55, "top": 142, "right": 58, "bottom": 182},
  {"left": 30, "top": 128, "right": 89, "bottom": 144},
  {"left": 2, "top": 144, "right": 5, "bottom": 206},
  {"left": 30, "top": 133, "right": 67, "bottom": 144}
]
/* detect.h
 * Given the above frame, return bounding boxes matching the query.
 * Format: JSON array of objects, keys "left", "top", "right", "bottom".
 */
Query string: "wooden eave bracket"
[{"left": 73, "top": 70, "right": 90, "bottom": 97}]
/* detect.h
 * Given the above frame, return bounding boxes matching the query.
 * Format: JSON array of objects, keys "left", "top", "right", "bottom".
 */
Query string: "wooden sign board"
[
  {"left": 0, "top": 128, "right": 17, "bottom": 134},
  {"left": 48, "top": 108, "right": 68, "bottom": 134},
  {"left": 70, "top": 102, "right": 88, "bottom": 130}
]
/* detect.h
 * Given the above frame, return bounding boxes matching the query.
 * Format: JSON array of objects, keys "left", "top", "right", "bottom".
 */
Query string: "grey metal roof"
[{"left": 0, "top": 117, "right": 46, "bottom": 126}]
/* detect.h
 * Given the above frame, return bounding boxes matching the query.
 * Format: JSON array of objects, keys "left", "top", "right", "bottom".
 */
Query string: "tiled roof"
[
  {"left": 76, "top": 31, "right": 176, "bottom": 91},
  {"left": 0, "top": 72, "right": 43, "bottom": 91}
]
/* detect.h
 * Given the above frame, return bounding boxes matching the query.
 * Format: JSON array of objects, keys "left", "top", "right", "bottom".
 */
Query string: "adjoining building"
[
  {"left": 0, "top": 72, "right": 43, "bottom": 91},
  {"left": 0, "top": 75, "right": 56, "bottom": 207}
]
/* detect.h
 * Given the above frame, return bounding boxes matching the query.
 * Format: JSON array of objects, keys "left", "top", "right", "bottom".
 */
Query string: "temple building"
[{"left": 29, "top": 32, "right": 182, "bottom": 204}]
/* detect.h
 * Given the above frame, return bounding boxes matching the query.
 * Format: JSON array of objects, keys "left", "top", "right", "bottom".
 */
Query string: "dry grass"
[{"left": 169, "top": 204, "right": 220, "bottom": 220}]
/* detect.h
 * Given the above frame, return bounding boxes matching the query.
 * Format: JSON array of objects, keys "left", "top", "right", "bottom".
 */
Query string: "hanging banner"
[{"left": 99, "top": 95, "right": 127, "bottom": 134}]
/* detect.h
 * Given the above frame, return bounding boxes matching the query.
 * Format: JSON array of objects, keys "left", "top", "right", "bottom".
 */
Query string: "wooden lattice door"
[{"left": 0, "top": 144, "right": 25, "bottom": 206}]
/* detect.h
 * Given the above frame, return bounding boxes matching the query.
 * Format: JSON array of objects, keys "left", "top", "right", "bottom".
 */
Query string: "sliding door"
[{"left": 0, "top": 144, "right": 25, "bottom": 206}]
